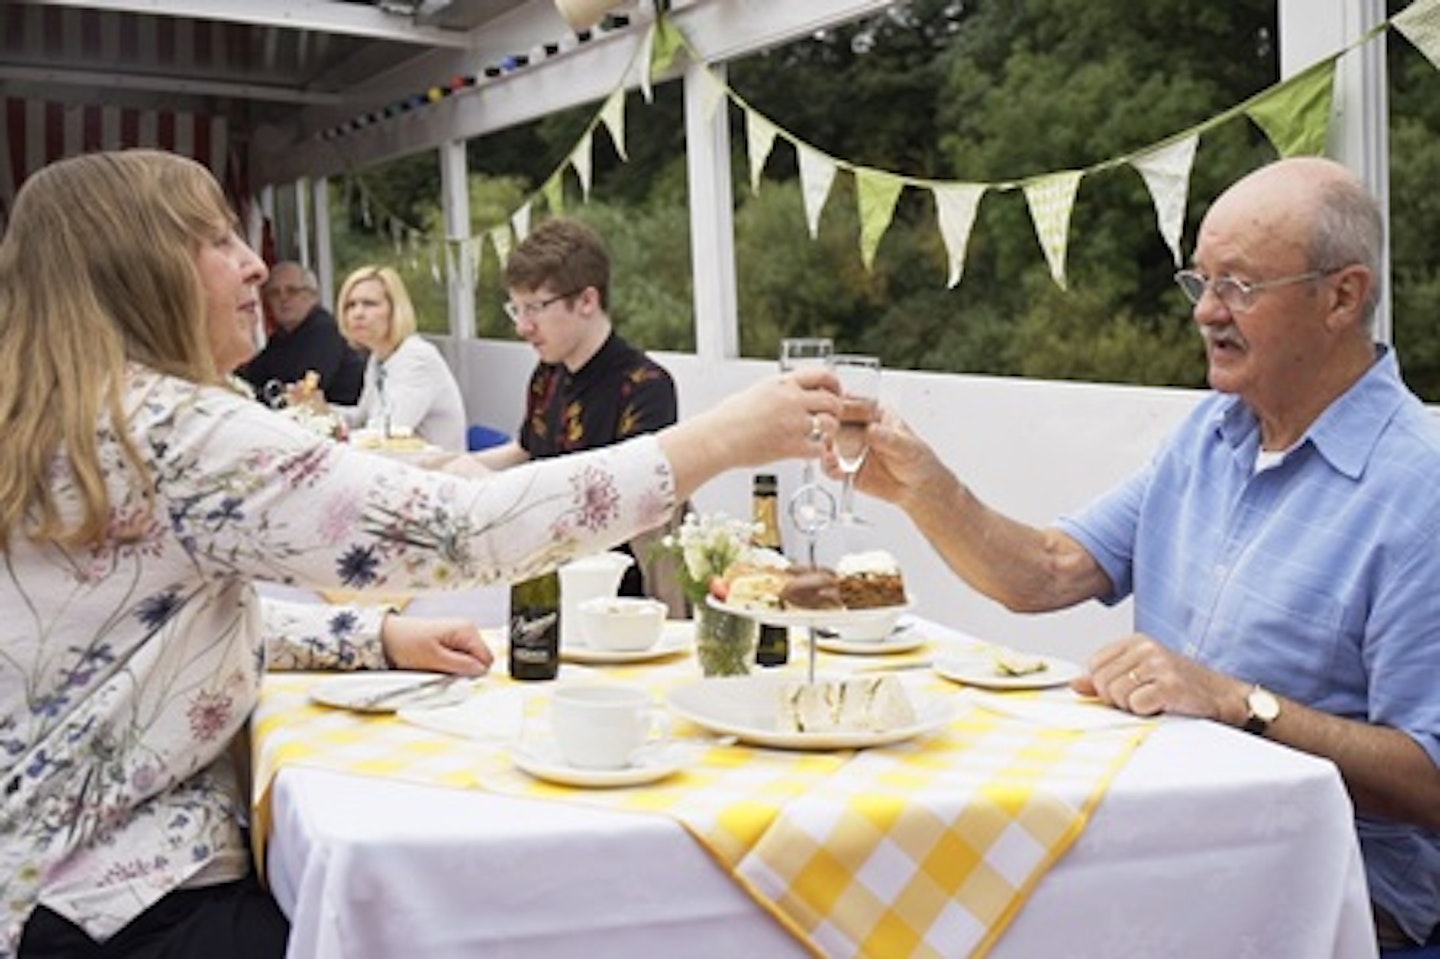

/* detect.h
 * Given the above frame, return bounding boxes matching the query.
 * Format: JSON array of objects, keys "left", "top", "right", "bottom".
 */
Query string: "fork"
[{"left": 354, "top": 674, "right": 464, "bottom": 710}]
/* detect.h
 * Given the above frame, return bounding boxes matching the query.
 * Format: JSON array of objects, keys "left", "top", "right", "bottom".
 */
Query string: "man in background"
[
  {"left": 475, "top": 218, "right": 683, "bottom": 606},
  {"left": 239, "top": 261, "right": 365, "bottom": 405}
]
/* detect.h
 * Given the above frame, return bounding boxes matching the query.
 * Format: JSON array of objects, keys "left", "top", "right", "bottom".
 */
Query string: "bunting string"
[{"left": 328, "top": 0, "right": 1438, "bottom": 294}]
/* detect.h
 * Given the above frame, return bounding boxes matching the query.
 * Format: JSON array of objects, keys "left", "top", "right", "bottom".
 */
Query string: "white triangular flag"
[
  {"left": 637, "top": 22, "right": 657, "bottom": 103},
  {"left": 797, "top": 145, "right": 837, "bottom": 238},
  {"left": 932, "top": 183, "right": 987, "bottom": 288},
  {"left": 1131, "top": 136, "right": 1198, "bottom": 266},
  {"left": 511, "top": 202, "right": 532, "bottom": 243},
  {"left": 462, "top": 237, "right": 481, "bottom": 295},
  {"left": 489, "top": 224, "right": 512, "bottom": 266},
  {"left": 1395, "top": 0, "right": 1440, "bottom": 71},
  {"left": 600, "top": 88, "right": 627, "bottom": 161},
  {"left": 745, "top": 109, "right": 778, "bottom": 194},
  {"left": 1023, "top": 170, "right": 1083, "bottom": 290},
  {"left": 571, "top": 131, "right": 594, "bottom": 201}
]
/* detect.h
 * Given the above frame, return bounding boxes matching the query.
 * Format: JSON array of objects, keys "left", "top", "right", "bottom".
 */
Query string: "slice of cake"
[
  {"left": 779, "top": 567, "right": 843, "bottom": 610},
  {"left": 777, "top": 675, "right": 917, "bottom": 733},
  {"left": 836, "top": 550, "right": 907, "bottom": 608}
]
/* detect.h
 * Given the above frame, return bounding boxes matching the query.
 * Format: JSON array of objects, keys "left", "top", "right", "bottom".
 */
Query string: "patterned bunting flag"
[
  {"left": 932, "top": 183, "right": 987, "bottom": 288},
  {"left": 694, "top": 64, "right": 728, "bottom": 124},
  {"left": 572, "top": 130, "right": 595, "bottom": 200},
  {"left": 746, "top": 110, "right": 779, "bottom": 194},
  {"left": 1024, "top": 171, "right": 1083, "bottom": 289},
  {"left": 798, "top": 145, "right": 838, "bottom": 239},
  {"left": 600, "top": 89, "right": 628, "bottom": 161},
  {"left": 1131, "top": 136, "right": 1199, "bottom": 267},
  {"left": 1245, "top": 60, "right": 1336, "bottom": 158},
  {"left": 542, "top": 173, "right": 565, "bottom": 216},
  {"left": 856, "top": 168, "right": 906, "bottom": 272},
  {"left": 649, "top": 14, "right": 685, "bottom": 84},
  {"left": 511, "top": 202, "right": 532, "bottom": 243},
  {"left": 488, "top": 224, "right": 512, "bottom": 267},
  {"left": 1395, "top": 0, "right": 1440, "bottom": 70}
]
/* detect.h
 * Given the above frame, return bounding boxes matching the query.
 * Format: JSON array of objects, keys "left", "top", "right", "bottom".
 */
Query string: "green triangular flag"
[
  {"left": 649, "top": 13, "right": 684, "bottom": 80},
  {"left": 1023, "top": 170, "right": 1083, "bottom": 290},
  {"left": 542, "top": 173, "right": 564, "bottom": 216},
  {"left": 1245, "top": 60, "right": 1335, "bottom": 158},
  {"left": 855, "top": 168, "right": 905, "bottom": 272}
]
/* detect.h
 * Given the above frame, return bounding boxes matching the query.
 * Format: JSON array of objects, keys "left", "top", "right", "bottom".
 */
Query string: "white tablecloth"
[{"left": 268, "top": 710, "right": 1376, "bottom": 958}]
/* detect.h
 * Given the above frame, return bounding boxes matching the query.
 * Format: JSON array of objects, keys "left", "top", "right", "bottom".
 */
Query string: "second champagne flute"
[{"left": 831, "top": 354, "right": 881, "bottom": 525}]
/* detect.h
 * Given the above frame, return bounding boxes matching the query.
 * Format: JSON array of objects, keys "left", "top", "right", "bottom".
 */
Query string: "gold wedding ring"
[{"left": 807, "top": 414, "right": 824, "bottom": 443}]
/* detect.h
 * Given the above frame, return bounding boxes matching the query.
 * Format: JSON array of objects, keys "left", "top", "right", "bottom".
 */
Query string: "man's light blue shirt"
[{"left": 1058, "top": 347, "right": 1440, "bottom": 943}]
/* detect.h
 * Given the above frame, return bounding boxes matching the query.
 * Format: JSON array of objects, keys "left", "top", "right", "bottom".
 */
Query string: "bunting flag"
[
  {"left": 932, "top": 183, "right": 987, "bottom": 288},
  {"left": 1245, "top": 60, "right": 1336, "bottom": 157},
  {"left": 572, "top": 130, "right": 595, "bottom": 200},
  {"left": 797, "top": 144, "right": 838, "bottom": 238},
  {"left": 1024, "top": 170, "right": 1083, "bottom": 290},
  {"left": 1394, "top": 0, "right": 1440, "bottom": 70},
  {"left": 1131, "top": 135, "right": 1199, "bottom": 267},
  {"left": 649, "top": 15, "right": 685, "bottom": 86},
  {"left": 489, "top": 224, "right": 513, "bottom": 268},
  {"left": 542, "top": 173, "right": 565, "bottom": 216},
  {"left": 746, "top": 111, "right": 779, "bottom": 194},
  {"left": 856, "top": 168, "right": 906, "bottom": 272},
  {"left": 511, "top": 202, "right": 533, "bottom": 243},
  {"left": 600, "top": 89, "right": 628, "bottom": 161}
]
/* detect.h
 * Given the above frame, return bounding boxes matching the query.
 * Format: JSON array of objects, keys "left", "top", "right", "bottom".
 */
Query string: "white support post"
[
  {"left": 1278, "top": 0, "right": 1391, "bottom": 341},
  {"left": 685, "top": 58, "right": 739, "bottom": 361},
  {"left": 294, "top": 178, "right": 311, "bottom": 273},
  {"left": 312, "top": 176, "right": 334, "bottom": 309},
  {"left": 439, "top": 139, "right": 476, "bottom": 340}
]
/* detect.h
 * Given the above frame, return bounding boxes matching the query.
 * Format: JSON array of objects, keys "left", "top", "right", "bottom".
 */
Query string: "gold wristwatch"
[{"left": 1242, "top": 684, "right": 1280, "bottom": 736}]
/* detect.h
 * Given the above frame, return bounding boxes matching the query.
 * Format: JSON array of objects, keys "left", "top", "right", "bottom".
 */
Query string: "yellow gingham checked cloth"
[{"left": 252, "top": 642, "right": 1152, "bottom": 959}]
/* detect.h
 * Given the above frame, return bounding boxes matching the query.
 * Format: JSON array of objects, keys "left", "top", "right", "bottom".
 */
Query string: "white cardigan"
[{"left": 340, "top": 334, "right": 468, "bottom": 451}]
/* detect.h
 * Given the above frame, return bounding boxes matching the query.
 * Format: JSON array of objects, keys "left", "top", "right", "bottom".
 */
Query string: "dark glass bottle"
[
  {"left": 751, "top": 474, "right": 789, "bottom": 667},
  {"left": 509, "top": 571, "right": 560, "bottom": 681}
]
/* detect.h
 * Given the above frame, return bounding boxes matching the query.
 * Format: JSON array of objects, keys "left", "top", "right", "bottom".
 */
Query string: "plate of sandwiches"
[{"left": 667, "top": 673, "right": 954, "bottom": 751}]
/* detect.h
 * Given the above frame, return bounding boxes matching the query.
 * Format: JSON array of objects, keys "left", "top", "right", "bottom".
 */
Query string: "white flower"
[{"left": 660, "top": 511, "right": 761, "bottom": 602}]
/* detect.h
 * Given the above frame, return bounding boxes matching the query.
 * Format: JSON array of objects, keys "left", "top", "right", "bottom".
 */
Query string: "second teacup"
[{"left": 550, "top": 684, "right": 668, "bottom": 770}]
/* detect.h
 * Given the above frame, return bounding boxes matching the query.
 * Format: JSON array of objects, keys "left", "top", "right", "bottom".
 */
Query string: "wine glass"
[{"left": 831, "top": 355, "right": 881, "bottom": 525}]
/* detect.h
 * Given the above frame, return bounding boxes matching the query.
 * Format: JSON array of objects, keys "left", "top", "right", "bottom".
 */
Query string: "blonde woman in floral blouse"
[{"left": 0, "top": 150, "right": 842, "bottom": 958}]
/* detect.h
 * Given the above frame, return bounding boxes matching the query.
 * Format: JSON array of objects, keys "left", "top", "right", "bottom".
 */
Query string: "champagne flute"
[
  {"left": 779, "top": 337, "right": 834, "bottom": 487},
  {"left": 831, "top": 354, "right": 881, "bottom": 525}
]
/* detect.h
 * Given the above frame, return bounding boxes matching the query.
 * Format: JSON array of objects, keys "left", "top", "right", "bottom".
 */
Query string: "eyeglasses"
[
  {"left": 503, "top": 290, "right": 581, "bottom": 323},
  {"left": 1174, "top": 268, "right": 1340, "bottom": 314}
]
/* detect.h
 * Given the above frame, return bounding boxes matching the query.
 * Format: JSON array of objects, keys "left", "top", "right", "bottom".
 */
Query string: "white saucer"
[
  {"left": 509, "top": 742, "right": 683, "bottom": 788},
  {"left": 815, "top": 628, "right": 926, "bottom": 656},
  {"left": 561, "top": 623, "right": 691, "bottom": 665},
  {"left": 933, "top": 651, "right": 1082, "bottom": 690}
]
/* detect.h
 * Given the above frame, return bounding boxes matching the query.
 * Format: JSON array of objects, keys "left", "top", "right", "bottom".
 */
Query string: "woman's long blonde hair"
[{"left": 0, "top": 150, "right": 232, "bottom": 550}]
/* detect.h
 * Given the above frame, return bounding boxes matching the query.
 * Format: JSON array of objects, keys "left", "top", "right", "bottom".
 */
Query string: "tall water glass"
[{"left": 831, "top": 354, "right": 881, "bottom": 525}]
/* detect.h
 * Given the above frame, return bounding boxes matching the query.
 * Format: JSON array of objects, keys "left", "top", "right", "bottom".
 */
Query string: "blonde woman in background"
[
  {"left": 332, "top": 264, "right": 468, "bottom": 451},
  {"left": 0, "top": 149, "right": 842, "bottom": 957}
]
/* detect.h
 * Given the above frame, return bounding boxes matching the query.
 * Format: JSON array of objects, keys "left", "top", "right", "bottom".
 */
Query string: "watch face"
[{"left": 1245, "top": 686, "right": 1280, "bottom": 733}]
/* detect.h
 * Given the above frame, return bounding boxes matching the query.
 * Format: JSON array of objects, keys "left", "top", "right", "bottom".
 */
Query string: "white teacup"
[{"left": 550, "top": 684, "right": 668, "bottom": 770}]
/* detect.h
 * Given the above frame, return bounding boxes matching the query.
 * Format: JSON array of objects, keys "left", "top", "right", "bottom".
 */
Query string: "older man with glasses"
[
  {"left": 239, "top": 261, "right": 366, "bottom": 405},
  {"left": 845, "top": 156, "right": 1440, "bottom": 953}
]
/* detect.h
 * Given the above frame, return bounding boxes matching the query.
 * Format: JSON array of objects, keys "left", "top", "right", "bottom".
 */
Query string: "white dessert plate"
[
  {"left": 814, "top": 626, "right": 926, "bottom": 656},
  {"left": 707, "top": 595, "right": 913, "bottom": 632},
  {"left": 667, "top": 674, "right": 954, "bottom": 751},
  {"left": 309, "top": 671, "right": 475, "bottom": 713},
  {"left": 510, "top": 742, "right": 683, "bottom": 788},
  {"left": 561, "top": 622, "right": 691, "bottom": 664},
  {"left": 933, "top": 651, "right": 1083, "bottom": 691}
]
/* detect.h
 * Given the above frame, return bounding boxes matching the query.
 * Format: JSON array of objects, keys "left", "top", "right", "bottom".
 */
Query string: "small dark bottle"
[
  {"left": 509, "top": 571, "right": 560, "bottom": 681},
  {"left": 751, "top": 474, "right": 790, "bottom": 667}
]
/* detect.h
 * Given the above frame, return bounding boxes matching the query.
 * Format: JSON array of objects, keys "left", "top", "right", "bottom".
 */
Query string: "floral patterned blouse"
[{"left": 0, "top": 365, "right": 675, "bottom": 952}]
